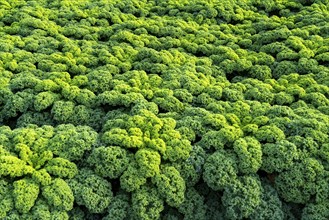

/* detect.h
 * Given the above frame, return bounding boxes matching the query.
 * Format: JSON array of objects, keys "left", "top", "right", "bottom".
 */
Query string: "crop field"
[{"left": 0, "top": 0, "right": 329, "bottom": 219}]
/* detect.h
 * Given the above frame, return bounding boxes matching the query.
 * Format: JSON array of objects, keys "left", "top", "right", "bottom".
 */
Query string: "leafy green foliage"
[
  {"left": 152, "top": 165, "right": 186, "bottom": 207},
  {"left": 203, "top": 150, "right": 238, "bottom": 191},
  {"left": 47, "top": 124, "right": 97, "bottom": 161},
  {"left": 42, "top": 178, "right": 74, "bottom": 211},
  {"left": 222, "top": 176, "right": 262, "bottom": 220},
  {"left": 87, "top": 146, "right": 130, "bottom": 179},
  {"left": 68, "top": 169, "right": 113, "bottom": 214},
  {"left": 132, "top": 185, "right": 164, "bottom": 220},
  {"left": 13, "top": 179, "right": 40, "bottom": 213},
  {"left": 1, "top": 0, "right": 329, "bottom": 219}
]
